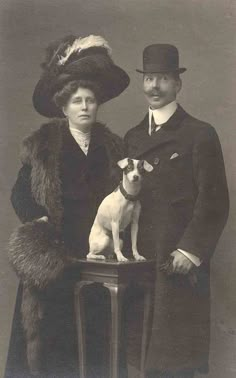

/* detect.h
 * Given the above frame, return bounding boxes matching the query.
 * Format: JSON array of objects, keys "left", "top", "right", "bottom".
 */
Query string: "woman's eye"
[{"left": 87, "top": 98, "right": 96, "bottom": 104}]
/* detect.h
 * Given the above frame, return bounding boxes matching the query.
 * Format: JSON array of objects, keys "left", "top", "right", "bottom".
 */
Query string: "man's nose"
[{"left": 152, "top": 78, "right": 160, "bottom": 88}]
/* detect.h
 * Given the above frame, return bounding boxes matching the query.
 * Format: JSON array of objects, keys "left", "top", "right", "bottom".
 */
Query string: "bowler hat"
[
  {"left": 33, "top": 35, "right": 130, "bottom": 118},
  {"left": 136, "top": 44, "right": 186, "bottom": 74}
]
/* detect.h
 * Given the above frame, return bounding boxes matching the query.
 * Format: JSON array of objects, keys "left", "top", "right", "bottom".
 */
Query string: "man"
[{"left": 124, "top": 44, "right": 229, "bottom": 378}]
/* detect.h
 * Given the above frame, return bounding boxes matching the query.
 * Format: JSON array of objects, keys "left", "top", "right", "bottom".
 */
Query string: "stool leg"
[
  {"left": 104, "top": 283, "right": 126, "bottom": 378},
  {"left": 74, "top": 281, "right": 93, "bottom": 378},
  {"left": 140, "top": 285, "right": 154, "bottom": 378}
]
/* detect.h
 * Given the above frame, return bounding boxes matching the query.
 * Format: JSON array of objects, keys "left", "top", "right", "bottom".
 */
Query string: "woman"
[{"left": 5, "top": 35, "right": 129, "bottom": 377}]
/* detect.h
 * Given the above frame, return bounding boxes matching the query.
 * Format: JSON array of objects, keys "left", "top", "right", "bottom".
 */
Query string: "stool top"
[
  {"left": 75, "top": 258, "right": 156, "bottom": 286},
  {"left": 76, "top": 258, "right": 156, "bottom": 266}
]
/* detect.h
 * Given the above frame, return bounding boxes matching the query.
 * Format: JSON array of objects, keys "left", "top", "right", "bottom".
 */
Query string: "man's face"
[{"left": 143, "top": 72, "right": 181, "bottom": 109}]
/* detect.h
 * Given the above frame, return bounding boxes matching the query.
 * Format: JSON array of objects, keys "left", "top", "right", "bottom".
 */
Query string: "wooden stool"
[{"left": 74, "top": 259, "right": 156, "bottom": 378}]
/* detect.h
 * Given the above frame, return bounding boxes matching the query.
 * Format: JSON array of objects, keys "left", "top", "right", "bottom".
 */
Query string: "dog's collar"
[{"left": 119, "top": 182, "right": 139, "bottom": 202}]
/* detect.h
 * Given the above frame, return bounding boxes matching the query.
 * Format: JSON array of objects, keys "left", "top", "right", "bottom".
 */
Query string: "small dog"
[{"left": 87, "top": 158, "right": 153, "bottom": 262}]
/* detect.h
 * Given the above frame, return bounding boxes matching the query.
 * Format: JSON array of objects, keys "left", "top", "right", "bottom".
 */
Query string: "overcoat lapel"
[
  {"left": 131, "top": 105, "right": 188, "bottom": 158},
  {"left": 88, "top": 124, "right": 106, "bottom": 154}
]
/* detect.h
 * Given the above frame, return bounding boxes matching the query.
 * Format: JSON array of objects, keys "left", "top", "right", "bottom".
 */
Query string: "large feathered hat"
[{"left": 33, "top": 35, "right": 130, "bottom": 117}]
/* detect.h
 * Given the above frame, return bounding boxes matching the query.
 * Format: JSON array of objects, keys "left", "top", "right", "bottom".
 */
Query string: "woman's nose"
[{"left": 82, "top": 100, "right": 88, "bottom": 110}]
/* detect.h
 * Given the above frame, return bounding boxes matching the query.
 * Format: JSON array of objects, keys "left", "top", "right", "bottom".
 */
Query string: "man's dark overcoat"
[
  {"left": 5, "top": 118, "right": 124, "bottom": 378},
  {"left": 124, "top": 105, "right": 229, "bottom": 374}
]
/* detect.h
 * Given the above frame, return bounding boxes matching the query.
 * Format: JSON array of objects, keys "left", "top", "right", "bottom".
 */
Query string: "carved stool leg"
[
  {"left": 140, "top": 284, "right": 154, "bottom": 378},
  {"left": 104, "top": 283, "right": 126, "bottom": 378},
  {"left": 74, "top": 281, "right": 93, "bottom": 378}
]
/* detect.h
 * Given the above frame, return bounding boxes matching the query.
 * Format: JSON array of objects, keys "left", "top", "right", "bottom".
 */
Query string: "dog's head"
[{"left": 117, "top": 158, "right": 153, "bottom": 183}]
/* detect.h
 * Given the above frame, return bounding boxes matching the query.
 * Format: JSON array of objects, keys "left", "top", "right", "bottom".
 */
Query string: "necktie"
[{"left": 151, "top": 115, "right": 161, "bottom": 135}]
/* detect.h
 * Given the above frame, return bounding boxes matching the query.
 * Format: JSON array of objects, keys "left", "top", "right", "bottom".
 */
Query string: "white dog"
[{"left": 87, "top": 158, "right": 153, "bottom": 262}]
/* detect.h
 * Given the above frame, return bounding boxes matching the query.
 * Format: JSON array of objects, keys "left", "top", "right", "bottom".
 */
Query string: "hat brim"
[
  {"left": 136, "top": 67, "right": 187, "bottom": 74},
  {"left": 33, "top": 57, "right": 130, "bottom": 118}
]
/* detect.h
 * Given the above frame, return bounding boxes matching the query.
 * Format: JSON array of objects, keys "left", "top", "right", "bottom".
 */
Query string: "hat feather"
[
  {"left": 58, "top": 35, "right": 112, "bottom": 66},
  {"left": 41, "top": 35, "right": 76, "bottom": 72}
]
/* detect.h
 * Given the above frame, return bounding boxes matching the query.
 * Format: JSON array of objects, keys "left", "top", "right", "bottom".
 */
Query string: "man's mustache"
[{"left": 147, "top": 90, "right": 162, "bottom": 96}]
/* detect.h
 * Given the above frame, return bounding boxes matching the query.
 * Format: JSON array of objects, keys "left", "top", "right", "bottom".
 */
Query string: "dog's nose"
[{"left": 133, "top": 175, "right": 139, "bottom": 181}]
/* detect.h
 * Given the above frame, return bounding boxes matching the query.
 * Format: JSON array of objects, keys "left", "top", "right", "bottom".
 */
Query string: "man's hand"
[
  {"left": 171, "top": 250, "right": 194, "bottom": 274},
  {"left": 37, "top": 216, "right": 48, "bottom": 222}
]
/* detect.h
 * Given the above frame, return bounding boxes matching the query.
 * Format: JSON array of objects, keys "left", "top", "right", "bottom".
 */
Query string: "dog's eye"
[
  {"left": 137, "top": 161, "right": 145, "bottom": 174},
  {"left": 124, "top": 162, "right": 134, "bottom": 174},
  {"left": 138, "top": 167, "right": 145, "bottom": 174}
]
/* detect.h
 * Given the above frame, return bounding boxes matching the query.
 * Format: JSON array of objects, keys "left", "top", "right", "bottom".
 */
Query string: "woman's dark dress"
[{"left": 5, "top": 123, "right": 124, "bottom": 377}]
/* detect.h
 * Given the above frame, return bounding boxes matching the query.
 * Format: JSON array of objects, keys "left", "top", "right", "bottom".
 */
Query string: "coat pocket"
[
  {"left": 170, "top": 194, "right": 195, "bottom": 206},
  {"left": 170, "top": 194, "right": 195, "bottom": 227},
  {"left": 168, "top": 151, "right": 192, "bottom": 165}
]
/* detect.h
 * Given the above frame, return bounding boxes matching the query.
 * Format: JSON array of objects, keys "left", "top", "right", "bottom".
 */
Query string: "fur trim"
[
  {"left": 8, "top": 219, "right": 69, "bottom": 289},
  {"left": 21, "top": 285, "right": 43, "bottom": 372},
  {"left": 58, "top": 35, "right": 112, "bottom": 66},
  {"left": 21, "top": 119, "right": 64, "bottom": 229}
]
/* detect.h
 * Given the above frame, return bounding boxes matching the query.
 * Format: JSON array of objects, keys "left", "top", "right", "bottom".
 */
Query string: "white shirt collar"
[
  {"left": 69, "top": 126, "right": 91, "bottom": 155},
  {"left": 148, "top": 100, "right": 177, "bottom": 135}
]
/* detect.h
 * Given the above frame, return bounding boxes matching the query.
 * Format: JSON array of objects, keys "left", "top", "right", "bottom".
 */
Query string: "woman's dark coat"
[
  {"left": 124, "top": 105, "right": 229, "bottom": 375},
  {"left": 5, "top": 118, "right": 124, "bottom": 377}
]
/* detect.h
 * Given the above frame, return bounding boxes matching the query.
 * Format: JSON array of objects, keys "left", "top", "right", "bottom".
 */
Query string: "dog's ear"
[
  {"left": 117, "top": 158, "right": 129, "bottom": 170},
  {"left": 143, "top": 160, "right": 153, "bottom": 172}
]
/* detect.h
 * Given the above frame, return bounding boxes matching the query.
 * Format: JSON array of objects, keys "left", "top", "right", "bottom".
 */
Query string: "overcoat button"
[{"left": 154, "top": 157, "right": 160, "bottom": 165}]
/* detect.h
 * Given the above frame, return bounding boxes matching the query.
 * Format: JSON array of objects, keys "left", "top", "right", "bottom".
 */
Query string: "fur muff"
[{"left": 8, "top": 219, "right": 69, "bottom": 290}]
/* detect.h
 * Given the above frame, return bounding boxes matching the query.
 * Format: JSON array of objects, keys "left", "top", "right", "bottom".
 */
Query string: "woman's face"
[{"left": 63, "top": 87, "right": 98, "bottom": 131}]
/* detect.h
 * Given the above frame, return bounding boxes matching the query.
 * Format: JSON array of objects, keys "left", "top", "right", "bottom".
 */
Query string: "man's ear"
[
  {"left": 117, "top": 158, "right": 129, "bottom": 170},
  {"left": 176, "top": 78, "right": 182, "bottom": 95}
]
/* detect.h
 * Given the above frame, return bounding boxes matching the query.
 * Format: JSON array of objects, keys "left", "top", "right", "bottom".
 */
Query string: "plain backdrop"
[{"left": 0, "top": 1, "right": 235, "bottom": 377}]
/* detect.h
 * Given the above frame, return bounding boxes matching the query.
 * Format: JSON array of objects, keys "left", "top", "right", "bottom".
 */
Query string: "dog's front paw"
[
  {"left": 87, "top": 253, "right": 106, "bottom": 260},
  {"left": 133, "top": 253, "right": 146, "bottom": 261},
  {"left": 115, "top": 251, "right": 128, "bottom": 262}
]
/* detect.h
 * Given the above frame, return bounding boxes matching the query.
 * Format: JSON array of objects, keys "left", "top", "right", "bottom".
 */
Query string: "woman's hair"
[{"left": 53, "top": 79, "right": 103, "bottom": 109}]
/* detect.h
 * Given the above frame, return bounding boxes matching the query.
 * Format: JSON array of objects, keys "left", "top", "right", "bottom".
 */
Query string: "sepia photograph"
[{"left": 0, "top": 1, "right": 235, "bottom": 377}]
